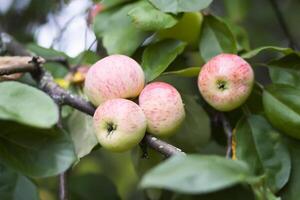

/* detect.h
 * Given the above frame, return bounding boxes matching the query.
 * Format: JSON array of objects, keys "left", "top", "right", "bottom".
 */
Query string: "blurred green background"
[{"left": 1, "top": 0, "right": 299, "bottom": 199}]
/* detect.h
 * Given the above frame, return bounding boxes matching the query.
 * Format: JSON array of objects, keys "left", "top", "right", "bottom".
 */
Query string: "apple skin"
[
  {"left": 198, "top": 53, "right": 254, "bottom": 111},
  {"left": 84, "top": 55, "right": 145, "bottom": 106},
  {"left": 93, "top": 98, "right": 147, "bottom": 152},
  {"left": 158, "top": 12, "right": 203, "bottom": 48},
  {"left": 139, "top": 82, "right": 185, "bottom": 137}
]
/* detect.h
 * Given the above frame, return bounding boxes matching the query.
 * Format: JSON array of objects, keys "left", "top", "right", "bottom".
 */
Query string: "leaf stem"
[{"left": 59, "top": 171, "right": 69, "bottom": 200}]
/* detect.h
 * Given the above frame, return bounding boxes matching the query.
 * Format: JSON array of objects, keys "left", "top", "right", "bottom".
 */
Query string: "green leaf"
[
  {"left": 27, "top": 44, "right": 70, "bottom": 78},
  {"left": 67, "top": 110, "right": 98, "bottom": 159},
  {"left": 131, "top": 147, "right": 164, "bottom": 177},
  {"left": 0, "top": 162, "right": 39, "bottom": 200},
  {"left": 170, "top": 95, "right": 210, "bottom": 152},
  {"left": 281, "top": 138, "right": 300, "bottom": 200},
  {"left": 235, "top": 115, "right": 291, "bottom": 192},
  {"left": 268, "top": 53, "right": 300, "bottom": 70},
  {"left": 70, "top": 50, "right": 101, "bottom": 65},
  {"left": 269, "top": 68, "right": 300, "bottom": 89},
  {"left": 148, "top": 0, "right": 213, "bottom": 14},
  {"left": 27, "top": 43, "right": 68, "bottom": 58},
  {"left": 101, "top": 0, "right": 128, "bottom": 9},
  {"left": 244, "top": 84, "right": 264, "bottom": 114},
  {"left": 235, "top": 117, "right": 261, "bottom": 175},
  {"left": 93, "top": 8, "right": 113, "bottom": 37},
  {"left": 70, "top": 173, "right": 121, "bottom": 200},
  {"left": 128, "top": 0, "right": 178, "bottom": 31},
  {"left": 225, "top": 20, "right": 250, "bottom": 52},
  {"left": 0, "top": 81, "right": 59, "bottom": 128},
  {"left": 224, "top": 0, "right": 250, "bottom": 23},
  {"left": 0, "top": 120, "right": 76, "bottom": 177},
  {"left": 266, "top": 53, "right": 300, "bottom": 89},
  {"left": 93, "top": 2, "right": 148, "bottom": 55},
  {"left": 156, "top": 75, "right": 211, "bottom": 152},
  {"left": 241, "top": 46, "right": 293, "bottom": 59},
  {"left": 252, "top": 184, "right": 281, "bottom": 200},
  {"left": 263, "top": 84, "right": 300, "bottom": 140},
  {"left": 140, "top": 155, "right": 252, "bottom": 194},
  {"left": 157, "top": 12, "right": 203, "bottom": 48},
  {"left": 142, "top": 39, "right": 186, "bottom": 82},
  {"left": 172, "top": 185, "right": 255, "bottom": 200},
  {"left": 162, "top": 67, "right": 200, "bottom": 77},
  {"left": 199, "top": 15, "right": 238, "bottom": 62}
]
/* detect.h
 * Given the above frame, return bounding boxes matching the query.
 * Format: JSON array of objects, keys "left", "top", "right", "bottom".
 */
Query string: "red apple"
[
  {"left": 93, "top": 98, "right": 147, "bottom": 152},
  {"left": 139, "top": 82, "right": 185, "bottom": 137},
  {"left": 84, "top": 55, "right": 145, "bottom": 106},
  {"left": 198, "top": 54, "right": 254, "bottom": 111}
]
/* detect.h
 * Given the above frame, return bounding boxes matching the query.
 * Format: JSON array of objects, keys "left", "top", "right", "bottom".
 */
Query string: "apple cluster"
[
  {"left": 84, "top": 53, "right": 254, "bottom": 152},
  {"left": 84, "top": 55, "right": 185, "bottom": 152}
]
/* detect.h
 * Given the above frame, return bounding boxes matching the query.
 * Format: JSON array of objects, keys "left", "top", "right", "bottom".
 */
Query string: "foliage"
[{"left": 1, "top": 0, "right": 300, "bottom": 199}]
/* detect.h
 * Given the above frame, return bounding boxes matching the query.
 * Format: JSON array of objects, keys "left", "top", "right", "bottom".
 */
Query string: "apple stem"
[
  {"left": 106, "top": 122, "right": 117, "bottom": 134},
  {"left": 216, "top": 80, "right": 227, "bottom": 91},
  {"left": 59, "top": 171, "right": 69, "bottom": 200}
]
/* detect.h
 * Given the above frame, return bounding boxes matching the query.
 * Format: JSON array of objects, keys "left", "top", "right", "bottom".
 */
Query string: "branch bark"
[
  {"left": 1, "top": 31, "right": 185, "bottom": 200},
  {"left": 0, "top": 32, "right": 185, "bottom": 157}
]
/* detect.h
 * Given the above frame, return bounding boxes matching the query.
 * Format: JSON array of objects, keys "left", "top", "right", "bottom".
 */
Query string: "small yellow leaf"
[
  {"left": 55, "top": 79, "right": 70, "bottom": 89},
  {"left": 232, "top": 128, "right": 237, "bottom": 160},
  {"left": 72, "top": 72, "right": 85, "bottom": 83}
]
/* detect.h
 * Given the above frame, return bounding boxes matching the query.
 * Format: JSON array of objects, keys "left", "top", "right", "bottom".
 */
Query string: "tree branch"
[
  {"left": 1, "top": 31, "right": 185, "bottom": 200},
  {"left": 144, "top": 135, "right": 185, "bottom": 157},
  {"left": 0, "top": 64, "right": 35, "bottom": 75},
  {"left": 0, "top": 32, "right": 185, "bottom": 158},
  {"left": 269, "top": 0, "right": 298, "bottom": 49}
]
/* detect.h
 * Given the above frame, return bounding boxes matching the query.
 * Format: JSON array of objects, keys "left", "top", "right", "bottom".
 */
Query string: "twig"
[
  {"left": 0, "top": 31, "right": 185, "bottom": 158},
  {"left": 144, "top": 135, "right": 185, "bottom": 158},
  {"left": 219, "top": 113, "right": 233, "bottom": 159},
  {"left": 51, "top": 15, "right": 79, "bottom": 48},
  {"left": 0, "top": 32, "right": 31, "bottom": 56},
  {"left": 0, "top": 31, "right": 186, "bottom": 200},
  {"left": 59, "top": 172, "right": 68, "bottom": 200},
  {"left": 71, "top": 38, "right": 97, "bottom": 73},
  {"left": 269, "top": 0, "right": 298, "bottom": 49},
  {"left": 0, "top": 64, "right": 35, "bottom": 75}
]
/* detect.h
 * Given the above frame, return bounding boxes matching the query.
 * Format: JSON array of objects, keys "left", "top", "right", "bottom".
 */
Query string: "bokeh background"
[
  {"left": 1, "top": 0, "right": 299, "bottom": 199},
  {"left": 1, "top": 0, "right": 300, "bottom": 57}
]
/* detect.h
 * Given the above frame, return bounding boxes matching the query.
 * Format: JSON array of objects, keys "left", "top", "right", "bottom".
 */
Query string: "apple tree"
[{"left": 0, "top": 0, "right": 300, "bottom": 199}]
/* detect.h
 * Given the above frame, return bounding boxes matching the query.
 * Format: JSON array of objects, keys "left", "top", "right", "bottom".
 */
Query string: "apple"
[
  {"left": 157, "top": 12, "right": 203, "bottom": 48},
  {"left": 84, "top": 55, "right": 145, "bottom": 106},
  {"left": 93, "top": 98, "right": 147, "bottom": 152},
  {"left": 139, "top": 82, "right": 185, "bottom": 137},
  {"left": 198, "top": 53, "right": 254, "bottom": 111}
]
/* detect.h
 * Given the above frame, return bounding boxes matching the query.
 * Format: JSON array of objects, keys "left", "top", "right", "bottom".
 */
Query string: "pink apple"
[
  {"left": 139, "top": 82, "right": 185, "bottom": 137},
  {"left": 93, "top": 98, "right": 147, "bottom": 152},
  {"left": 84, "top": 55, "right": 145, "bottom": 106},
  {"left": 198, "top": 53, "right": 254, "bottom": 111}
]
